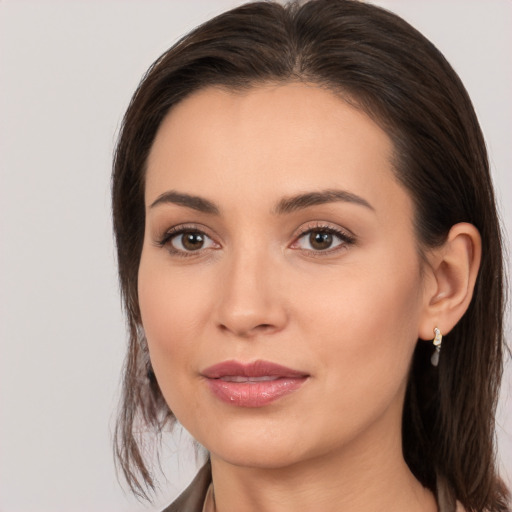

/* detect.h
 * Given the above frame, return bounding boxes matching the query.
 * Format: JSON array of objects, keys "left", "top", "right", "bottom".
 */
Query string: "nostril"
[{"left": 218, "top": 322, "right": 278, "bottom": 337}]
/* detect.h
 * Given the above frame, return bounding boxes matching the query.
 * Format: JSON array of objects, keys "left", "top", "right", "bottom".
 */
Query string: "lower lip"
[{"left": 205, "top": 377, "right": 307, "bottom": 407}]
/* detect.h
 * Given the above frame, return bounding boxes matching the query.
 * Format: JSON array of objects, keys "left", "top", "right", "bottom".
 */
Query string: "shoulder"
[{"left": 161, "top": 462, "right": 212, "bottom": 512}]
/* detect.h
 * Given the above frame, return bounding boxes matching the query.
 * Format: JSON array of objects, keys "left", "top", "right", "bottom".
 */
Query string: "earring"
[{"left": 431, "top": 327, "right": 442, "bottom": 367}]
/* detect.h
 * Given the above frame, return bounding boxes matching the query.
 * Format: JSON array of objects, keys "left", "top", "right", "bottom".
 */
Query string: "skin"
[{"left": 139, "top": 83, "right": 480, "bottom": 512}]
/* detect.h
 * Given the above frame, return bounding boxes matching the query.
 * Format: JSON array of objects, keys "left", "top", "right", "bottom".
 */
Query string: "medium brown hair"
[{"left": 112, "top": 1, "right": 509, "bottom": 509}]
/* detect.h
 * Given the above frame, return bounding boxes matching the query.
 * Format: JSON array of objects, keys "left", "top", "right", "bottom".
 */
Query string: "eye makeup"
[
  {"left": 290, "top": 221, "right": 356, "bottom": 257},
  {"left": 153, "top": 219, "right": 357, "bottom": 259},
  {"left": 154, "top": 223, "right": 220, "bottom": 258}
]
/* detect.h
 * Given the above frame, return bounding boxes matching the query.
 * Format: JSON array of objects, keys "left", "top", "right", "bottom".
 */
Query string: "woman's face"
[{"left": 139, "top": 83, "right": 430, "bottom": 470}]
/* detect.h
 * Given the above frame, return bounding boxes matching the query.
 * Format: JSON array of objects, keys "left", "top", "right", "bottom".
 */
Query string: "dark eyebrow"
[
  {"left": 273, "top": 189, "right": 374, "bottom": 215},
  {"left": 149, "top": 190, "right": 220, "bottom": 214}
]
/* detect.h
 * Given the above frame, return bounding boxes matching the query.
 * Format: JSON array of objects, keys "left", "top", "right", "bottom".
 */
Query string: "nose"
[{"left": 214, "top": 249, "right": 288, "bottom": 338}]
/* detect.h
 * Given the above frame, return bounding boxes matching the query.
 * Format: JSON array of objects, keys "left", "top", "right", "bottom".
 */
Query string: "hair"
[{"left": 112, "top": 1, "right": 509, "bottom": 510}]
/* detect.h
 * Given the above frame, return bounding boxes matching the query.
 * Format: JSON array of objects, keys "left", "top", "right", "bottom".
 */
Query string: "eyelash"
[
  {"left": 155, "top": 224, "right": 216, "bottom": 258},
  {"left": 292, "top": 223, "right": 356, "bottom": 256},
  {"left": 155, "top": 222, "right": 356, "bottom": 258}
]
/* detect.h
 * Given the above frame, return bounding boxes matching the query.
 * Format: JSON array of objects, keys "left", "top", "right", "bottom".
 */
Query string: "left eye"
[
  {"left": 170, "top": 230, "right": 216, "bottom": 252},
  {"left": 295, "top": 229, "right": 346, "bottom": 251}
]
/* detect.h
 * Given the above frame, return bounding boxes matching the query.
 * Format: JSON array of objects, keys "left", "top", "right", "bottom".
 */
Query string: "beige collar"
[{"left": 202, "top": 483, "right": 215, "bottom": 512}]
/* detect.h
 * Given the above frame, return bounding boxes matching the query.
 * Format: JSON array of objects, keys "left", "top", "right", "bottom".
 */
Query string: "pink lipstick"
[{"left": 201, "top": 360, "right": 308, "bottom": 407}]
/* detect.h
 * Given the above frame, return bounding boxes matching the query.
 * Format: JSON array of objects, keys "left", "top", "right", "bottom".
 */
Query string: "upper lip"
[{"left": 201, "top": 359, "right": 309, "bottom": 379}]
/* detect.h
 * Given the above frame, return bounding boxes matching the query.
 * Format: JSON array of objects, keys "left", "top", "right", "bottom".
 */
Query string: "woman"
[{"left": 112, "top": 1, "right": 510, "bottom": 511}]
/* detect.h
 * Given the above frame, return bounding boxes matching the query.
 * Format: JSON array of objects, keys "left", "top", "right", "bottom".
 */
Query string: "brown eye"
[
  {"left": 181, "top": 232, "right": 204, "bottom": 250},
  {"left": 309, "top": 231, "right": 334, "bottom": 250},
  {"left": 293, "top": 226, "right": 353, "bottom": 253},
  {"left": 170, "top": 230, "right": 214, "bottom": 252}
]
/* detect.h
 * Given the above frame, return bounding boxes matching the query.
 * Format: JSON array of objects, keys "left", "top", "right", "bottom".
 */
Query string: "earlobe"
[{"left": 418, "top": 222, "right": 481, "bottom": 340}]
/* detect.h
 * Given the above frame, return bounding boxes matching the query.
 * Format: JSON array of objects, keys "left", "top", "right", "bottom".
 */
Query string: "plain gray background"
[{"left": 1, "top": 1, "right": 511, "bottom": 511}]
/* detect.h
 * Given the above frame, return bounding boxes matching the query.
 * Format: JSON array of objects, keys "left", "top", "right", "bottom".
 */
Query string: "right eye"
[{"left": 168, "top": 229, "right": 216, "bottom": 253}]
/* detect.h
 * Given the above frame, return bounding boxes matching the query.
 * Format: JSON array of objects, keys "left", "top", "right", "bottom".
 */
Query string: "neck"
[{"left": 209, "top": 401, "right": 437, "bottom": 512}]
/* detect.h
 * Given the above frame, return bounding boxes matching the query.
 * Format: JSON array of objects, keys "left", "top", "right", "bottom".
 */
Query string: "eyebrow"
[
  {"left": 273, "top": 189, "right": 374, "bottom": 214},
  {"left": 149, "top": 188, "right": 373, "bottom": 215},
  {"left": 150, "top": 190, "right": 220, "bottom": 214}
]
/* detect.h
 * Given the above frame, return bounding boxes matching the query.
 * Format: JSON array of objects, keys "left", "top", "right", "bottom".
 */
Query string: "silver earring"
[{"left": 431, "top": 327, "right": 442, "bottom": 367}]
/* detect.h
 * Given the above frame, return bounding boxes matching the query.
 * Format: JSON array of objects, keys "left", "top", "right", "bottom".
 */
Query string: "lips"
[{"left": 201, "top": 360, "right": 309, "bottom": 407}]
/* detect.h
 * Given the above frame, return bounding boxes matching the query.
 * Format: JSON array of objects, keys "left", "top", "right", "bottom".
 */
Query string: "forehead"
[{"left": 145, "top": 83, "right": 409, "bottom": 218}]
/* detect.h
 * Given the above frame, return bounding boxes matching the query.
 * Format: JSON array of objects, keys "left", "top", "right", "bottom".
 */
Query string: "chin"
[
  {"left": 210, "top": 440, "right": 310, "bottom": 470},
  {"left": 184, "top": 415, "right": 306, "bottom": 469},
  {"left": 195, "top": 418, "right": 344, "bottom": 472}
]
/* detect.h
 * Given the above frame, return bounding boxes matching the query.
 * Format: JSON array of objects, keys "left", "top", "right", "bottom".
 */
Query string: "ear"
[{"left": 418, "top": 223, "right": 481, "bottom": 341}]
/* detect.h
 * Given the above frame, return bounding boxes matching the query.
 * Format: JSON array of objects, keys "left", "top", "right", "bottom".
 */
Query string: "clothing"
[
  {"left": 161, "top": 461, "right": 464, "bottom": 512},
  {"left": 162, "top": 462, "right": 212, "bottom": 512}
]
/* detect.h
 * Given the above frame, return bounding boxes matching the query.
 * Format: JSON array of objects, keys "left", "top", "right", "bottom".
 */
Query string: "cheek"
[
  {"left": 137, "top": 254, "right": 216, "bottom": 427},
  {"left": 137, "top": 250, "right": 211, "bottom": 378},
  {"left": 294, "top": 251, "right": 423, "bottom": 418}
]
